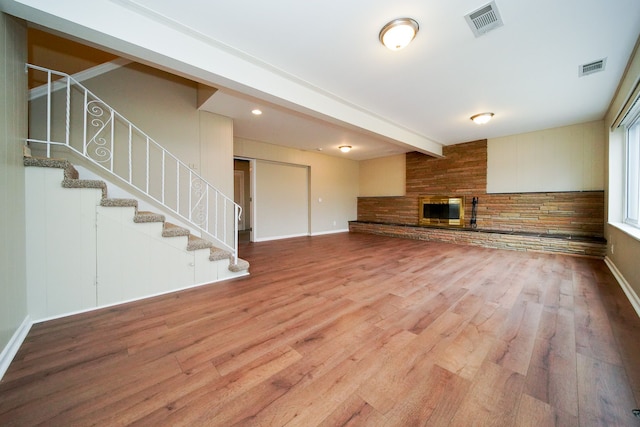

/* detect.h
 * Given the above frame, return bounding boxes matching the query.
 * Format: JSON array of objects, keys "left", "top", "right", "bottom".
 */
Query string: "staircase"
[
  {"left": 26, "top": 63, "right": 241, "bottom": 264},
  {"left": 24, "top": 150, "right": 248, "bottom": 321},
  {"left": 22, "top": 63, "right": 252, "bottom": 319}
]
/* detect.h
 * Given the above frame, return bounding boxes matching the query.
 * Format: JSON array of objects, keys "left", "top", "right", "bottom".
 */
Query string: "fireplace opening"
[{"left": 419, "top": 196, "right": 464, "bottom": 226}]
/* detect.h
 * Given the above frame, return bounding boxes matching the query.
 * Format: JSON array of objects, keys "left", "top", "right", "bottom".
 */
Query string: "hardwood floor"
[{"left": 1, "top": 232, "right": 639, "bottom": 426}]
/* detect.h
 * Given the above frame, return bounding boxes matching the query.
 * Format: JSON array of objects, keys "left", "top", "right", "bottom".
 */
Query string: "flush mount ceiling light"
[
  {"left": 251, "top": 109, "right": 262, "bottom": 115},
  {"left": 379, "top": 18, "right": 419, "bottom": 50},
  {"left": 470, "top": 112, "right": 494, "bottom": 124},
  {"left": 339, "top": 145, "right": 352, "bottom": 153}
]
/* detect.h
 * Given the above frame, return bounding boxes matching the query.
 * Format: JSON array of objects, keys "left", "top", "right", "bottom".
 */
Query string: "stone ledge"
[{"left": 349, "top": 221, "right": 607, "bottom": 258}]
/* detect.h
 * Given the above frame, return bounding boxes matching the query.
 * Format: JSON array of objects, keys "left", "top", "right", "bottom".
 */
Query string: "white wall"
[
  {"left": 234, "top": 138, "right": 359, "bottom": 238},
  {"left": 487, "top": 121, "right": 605, "bottom": 193},
  {"left": 359, "top": 154, "right": 406, "bottom": 196},
  {"left": 0, "top": 13, "right": 28, "bottom": 377}
]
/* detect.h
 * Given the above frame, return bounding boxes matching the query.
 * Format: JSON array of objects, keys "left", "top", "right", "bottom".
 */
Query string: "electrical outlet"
[{"left": 611, "top": 244, "right": 615, "bottom": 254}]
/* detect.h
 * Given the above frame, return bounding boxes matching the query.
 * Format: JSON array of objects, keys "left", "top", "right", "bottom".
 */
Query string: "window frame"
[{"left": 625, "top": 108, "right": 640, "bottom": 229}]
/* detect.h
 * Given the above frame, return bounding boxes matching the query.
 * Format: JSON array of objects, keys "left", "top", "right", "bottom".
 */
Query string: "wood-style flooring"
[{"left": 1, "top": 232, "right": 639, "bottom": 426}]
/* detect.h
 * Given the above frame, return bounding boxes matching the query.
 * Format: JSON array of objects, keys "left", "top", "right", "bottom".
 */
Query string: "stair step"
[
  {"left": 229, "top": 258, "right": 250, "bottom": 273},
  {"left": 134, "top": 211, "right": 165, "bottom": 223},
  {"left": 101, "top": 198, "right": 138, "bottom": 208},
  {"left": 187, "top": 235, "right": 215, "bottom": 251},
  {"left": 62, "top": 179, "right": 107, "bottom": 198},
  {"left": 162, "top": 222, "right": 191, "bottom": 238},
  {"left": 24, "top": 157, "right": 79, "bottom": 179},
  {"left": 209, "top": 247, "right": 232, "bottom": 261}
]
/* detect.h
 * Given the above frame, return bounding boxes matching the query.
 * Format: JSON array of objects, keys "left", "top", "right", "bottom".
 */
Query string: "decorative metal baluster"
[
  {"left": 46, "top": 71, "right": 51, "bottom": 157},
  {"left": 109, "top": 109, "right": 114, "bottom": 173},
  {"left": 176, "top": 161, "right": 180, "bottom": 216},
  {"left": 85, "top": 99, "right": 113, "bottom": 166},
  {"left": 145, "top": 137, "right": 150, "bottom": 194},
  {"left": 83, "top": 90, "right": 88, "bottom": 156},
  {"left": 161, "top": 151, "right": 165, "bottom": 204},
  {"left": 128, "top": 124, "right": 132, "bottom": 184},
  {"left": 65, "top": 76, "right": 70, "bottom": 148}
]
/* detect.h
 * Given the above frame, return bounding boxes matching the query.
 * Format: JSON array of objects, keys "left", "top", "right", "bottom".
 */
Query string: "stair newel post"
[{"left": 234, "top": 203, "right": 240, "bottom": 264}]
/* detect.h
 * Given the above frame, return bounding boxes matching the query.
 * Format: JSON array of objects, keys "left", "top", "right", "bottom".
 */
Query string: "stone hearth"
[{"left": 349, "top": 221, "right": 606, "bottom": 258}]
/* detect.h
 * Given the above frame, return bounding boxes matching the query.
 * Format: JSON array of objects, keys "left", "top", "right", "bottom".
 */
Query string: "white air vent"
[
  {"left": 465, "top": 1, "right": 504, "bottom": 37},
  {"left": 579, "top": 58, "right": 607, "bottom": 77}
]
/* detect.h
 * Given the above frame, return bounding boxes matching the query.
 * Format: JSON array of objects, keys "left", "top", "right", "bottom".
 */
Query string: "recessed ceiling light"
[
  {"left": 339, "top": 145, "right": 352, "bottom": 153},
  {"left": 379, "top": 18, "right": 419, "bottom": 51},
  {"left": 251, "top": 109, "right": 262, "bottom": 115},
  {"left": 470, "top": 112, "right": 494, "bottom": 124}
]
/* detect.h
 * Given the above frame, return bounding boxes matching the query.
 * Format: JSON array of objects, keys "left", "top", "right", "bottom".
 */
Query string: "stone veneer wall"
[{"left": 357, "top": 140, "right": 605, "bottom": 238}]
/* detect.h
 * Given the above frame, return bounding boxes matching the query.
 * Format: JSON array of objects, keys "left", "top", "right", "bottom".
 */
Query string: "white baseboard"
[
  {"left": 253, "top": 232, "right": 310, "bottom": 242},
  {"left": 0, "top": 315, "right": 32, "bottom": 381},
  {"left": 604, "top": 256, "right": 640, "bottom": 318},
  {"left": 311, "top": 229, "right": 349, "bottom": 236},
  {"left": 254, "top": 229, "right": 350, "bottom": 242}
]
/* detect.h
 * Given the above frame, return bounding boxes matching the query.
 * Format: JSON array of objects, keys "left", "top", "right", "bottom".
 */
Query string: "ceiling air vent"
[
  {"left": 465, "top": 1, "right": 504, "bottom": 37},
  {"left": 579, "top": 58, "right": 607, "bottom": 77}
]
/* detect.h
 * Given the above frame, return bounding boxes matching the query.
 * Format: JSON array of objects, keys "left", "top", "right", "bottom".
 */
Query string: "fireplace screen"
[{"left": 419, "top": 196, "right": 465, "bottom": 226}]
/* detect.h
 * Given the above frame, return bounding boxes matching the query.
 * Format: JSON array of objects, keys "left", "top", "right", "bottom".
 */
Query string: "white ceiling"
[{"left": 4, "top": 0, "right": 640, "bottom": 160}]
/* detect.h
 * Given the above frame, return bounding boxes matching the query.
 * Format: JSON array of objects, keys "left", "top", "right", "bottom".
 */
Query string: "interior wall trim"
[
  {"left": 0, "top": 315, "right": 32, "bottom": 381},
  {"left": 605, "top": 256, "right": 640, "bottom": 318},
  {"left": 311, "top": 229, "right": 350, "bottom": 237},
  {"left": 253, "top": 232, "right": 310, "bottom": 243}
]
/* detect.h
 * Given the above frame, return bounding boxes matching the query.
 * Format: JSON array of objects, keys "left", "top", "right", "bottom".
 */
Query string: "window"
[{"left": 626, "top": 115, "right": 640, "bottom": 228}]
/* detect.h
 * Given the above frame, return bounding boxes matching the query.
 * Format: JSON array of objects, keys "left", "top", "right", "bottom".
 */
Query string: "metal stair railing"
[{"left": 26, "top": 64, "right": 241, "bottom": 263}]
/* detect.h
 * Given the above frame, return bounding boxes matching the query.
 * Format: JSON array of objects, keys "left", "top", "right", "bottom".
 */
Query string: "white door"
[{"left": 254, "top": 160, "right": 309, "bottom": 241}]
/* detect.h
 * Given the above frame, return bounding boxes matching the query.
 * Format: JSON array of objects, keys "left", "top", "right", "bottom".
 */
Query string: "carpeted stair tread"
[
  {"left": 62, "top": 179, "right": 108, "bottom": 198},
  {"left": 209, "top": 247, "right": 232, "bottom": 261},
  {"left": 24, "top": 156, "right": 79, "bottom": 179},
  {"left": 134, "top": 211, "right": 165, "bottom": 223},
  {"left": 187, "top": 234, "right": 215, "bottom": 251},
  {"left": 163, "top": 222, "right": 191, "bottom": 238},
  {"left": 101, "top": 198, "right": 138, "bottom": 208},
  {"left": 229, "top": 258, "right": 250, "bottom": 273}
]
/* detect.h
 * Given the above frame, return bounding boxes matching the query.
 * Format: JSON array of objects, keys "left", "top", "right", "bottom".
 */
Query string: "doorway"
[{"left": 234, "top": 158, "right": 251, "bottom": 243}]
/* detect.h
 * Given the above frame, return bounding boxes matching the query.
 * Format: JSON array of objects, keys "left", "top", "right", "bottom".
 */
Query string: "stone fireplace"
[{"left": 350, "top": 139, "right": 607, "bottom": 257}]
